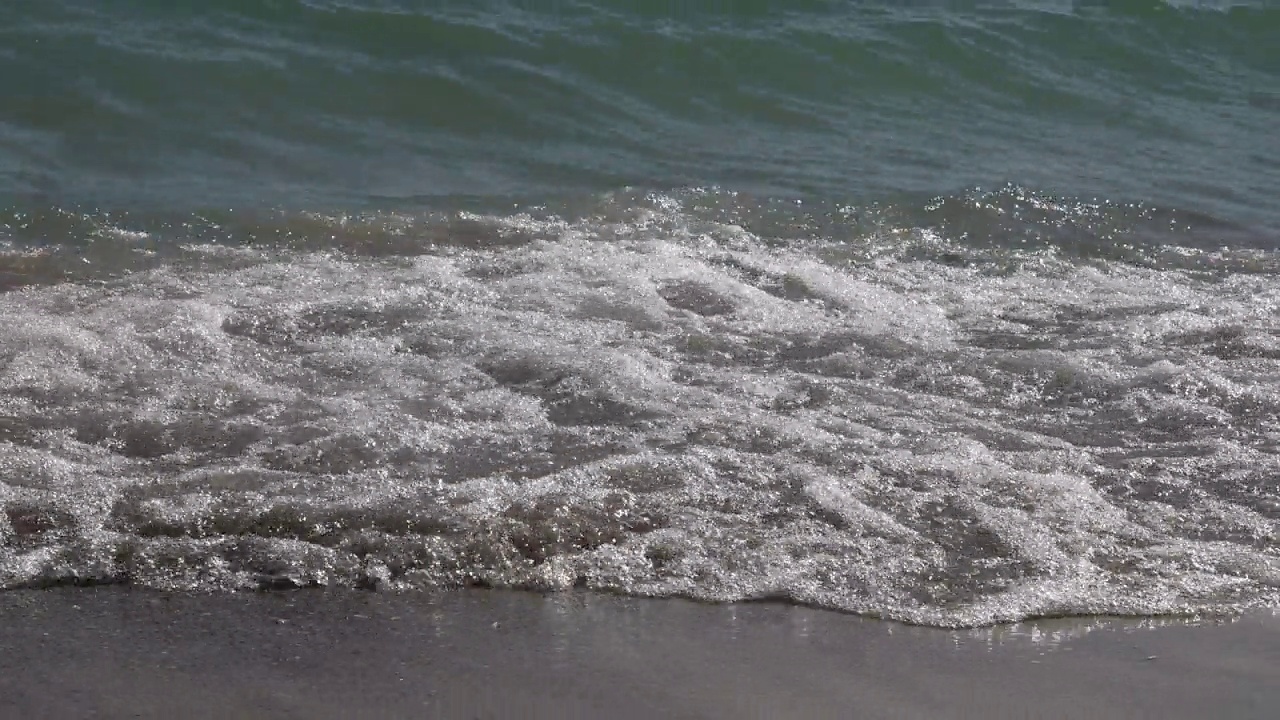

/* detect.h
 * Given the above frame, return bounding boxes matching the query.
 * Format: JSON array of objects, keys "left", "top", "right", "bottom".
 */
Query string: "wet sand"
[{"left": 1, "top": 587, "right": 1276, "bottom": 719}]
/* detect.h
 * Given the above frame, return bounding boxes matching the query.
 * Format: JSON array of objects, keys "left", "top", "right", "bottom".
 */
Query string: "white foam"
[{"left": 1, "top": 203, "right": 1278, "bottom": 625}]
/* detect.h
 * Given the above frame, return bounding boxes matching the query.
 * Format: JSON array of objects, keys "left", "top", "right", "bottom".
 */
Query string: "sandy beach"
[{"left": 1, "top": 587, "right": 1275, "bottom": 719}]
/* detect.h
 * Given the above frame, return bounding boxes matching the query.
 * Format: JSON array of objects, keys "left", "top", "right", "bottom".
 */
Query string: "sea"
[{"left": 1, "top": 0, "right": 1278, "bottom": 628}]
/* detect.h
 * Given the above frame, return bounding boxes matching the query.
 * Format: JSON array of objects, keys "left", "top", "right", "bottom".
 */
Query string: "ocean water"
[{"left": 1, "top": 0, "right": 1278, "bottom": 627}]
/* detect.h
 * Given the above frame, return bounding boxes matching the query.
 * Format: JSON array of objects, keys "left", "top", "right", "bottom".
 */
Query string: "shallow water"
[
  {"left": 2, "top": 189, "right": 1278, "bottom": 626},
  {"left": 2, "top": 1, "right": 1278, "bottom": 626}
]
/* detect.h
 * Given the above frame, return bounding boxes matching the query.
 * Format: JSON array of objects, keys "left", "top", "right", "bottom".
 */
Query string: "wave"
[
  {"left": 1, "top": 1, "right": 1276, "bottom": 226},
  {"left": 2, "top": 188, "right": 1278, "bottom": 626}
]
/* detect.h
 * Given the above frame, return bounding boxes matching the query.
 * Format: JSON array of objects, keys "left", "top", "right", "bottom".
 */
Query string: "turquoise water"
[
  {"left": 2, "top": 0, "right": 1277, "bottom": 225},
  {"left": 1, "top": 1, "right": 1278, "bottom": 626}
]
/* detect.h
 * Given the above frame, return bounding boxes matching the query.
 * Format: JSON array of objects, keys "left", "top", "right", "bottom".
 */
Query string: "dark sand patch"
[{"left": 1, "top": 588, "right": 1276, "bottom": 719}]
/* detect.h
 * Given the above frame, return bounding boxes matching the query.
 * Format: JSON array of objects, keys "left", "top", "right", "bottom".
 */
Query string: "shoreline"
[{"left": 2, "top": 587, "right": 1276, "bottom": 719}]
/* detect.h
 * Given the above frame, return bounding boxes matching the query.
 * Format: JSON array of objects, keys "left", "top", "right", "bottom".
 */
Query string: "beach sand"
[{"left": 1, "top": 587, "right": 1276, "bottom": 719}]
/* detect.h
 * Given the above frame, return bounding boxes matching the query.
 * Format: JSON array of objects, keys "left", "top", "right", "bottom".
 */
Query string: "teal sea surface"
[
  {"left": 1, "top": 1, "right": 1278, "bottom": 627},
  {"left": 2, "top": 0, "right": 1277, "bottom": 220}
]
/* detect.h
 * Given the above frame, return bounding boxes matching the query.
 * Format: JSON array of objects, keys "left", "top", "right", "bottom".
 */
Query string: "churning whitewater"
[{"left": 1, "top": 190, "right": 1277, "bottom": 627}]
